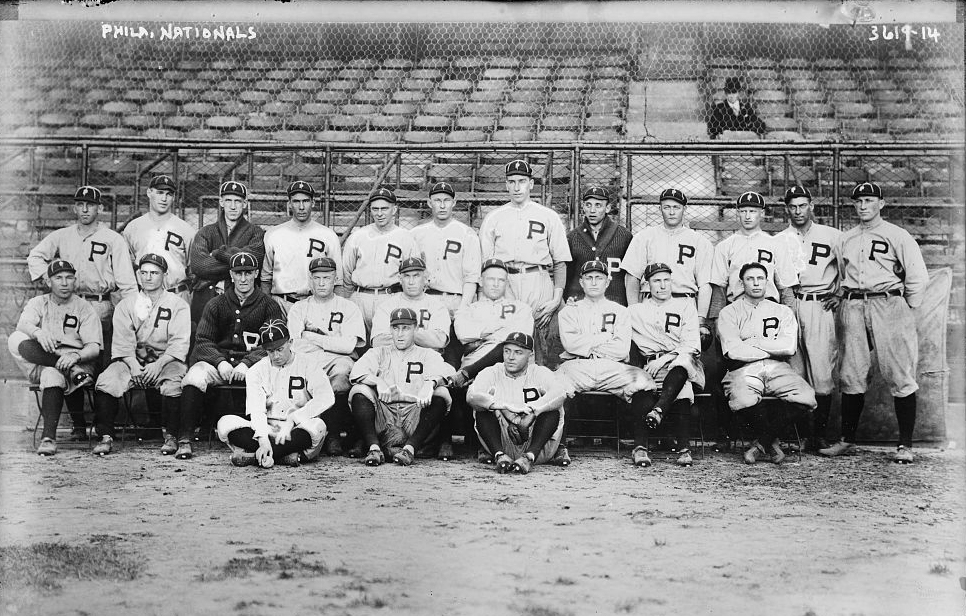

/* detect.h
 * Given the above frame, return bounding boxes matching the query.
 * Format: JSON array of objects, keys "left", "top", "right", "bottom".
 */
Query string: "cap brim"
[
  {"left": 389, "top": 320, "right": 417, "bottom": 327},
  {"left": 503, "top": 341, "right": 532, "bottom": 351},
  {"left": 230, "top": 266, "right": 258, "bottom": 272},
  {"left": 261, "top": 337, "right": 288, "bottom": 351}
]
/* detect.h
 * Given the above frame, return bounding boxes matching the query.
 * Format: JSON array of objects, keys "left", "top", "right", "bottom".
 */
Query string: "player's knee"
[
  {"left": 728, "top": 388, "right": 759, "bottom": 411},
  {"left": 6, "top": 331, "right": 28, "bottom": 358},
  {"left": 181, "top": 365, "right": 210, "bottom": 391},
  {"left": 329, "top": 372, "right": 351, "bottom": 393},
  {"left": 216, "top": 415, "right": 248, "bottom": 441},
  {"left": 159, "top": 381, "right": 182, "bottom": 397},
  {"left": 39, "top": 367, "right": 68, "bottom": 391}
]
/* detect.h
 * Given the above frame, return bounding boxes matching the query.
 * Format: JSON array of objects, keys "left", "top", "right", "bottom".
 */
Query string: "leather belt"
[
  {"left": 79, "top": 292, "right": 112, "bottom": 302},
  {"left": 167, "top": 282, "right": 190, "bottom": 294},
  {"left": 506, "top": 265, "right": 547, "bottom": 274},
  {"left": 643, "top": 292, "right": 696, "bottom": 298},
  {"left": 795, "top": 291, "right": 832, "bottom": 301},
  {"left": 844, "top": 289, "right": 902, "bottom": 300},
  {"left": 275, "top": 293, "right": 310, "bottom": 303},
  {"left": 355, "top": 284, "right": 401, "bottom": 295},
  {"left": 425, "top": 289, "right": 461, "bottom": 296}
]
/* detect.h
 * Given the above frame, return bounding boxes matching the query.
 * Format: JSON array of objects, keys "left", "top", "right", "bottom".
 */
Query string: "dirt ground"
[{"left": 1, "top": 414, "right": 964, "bottom": 616}]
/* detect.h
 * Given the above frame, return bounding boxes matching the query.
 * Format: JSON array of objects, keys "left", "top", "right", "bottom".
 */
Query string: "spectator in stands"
[
  {"left": 707, "top": 77, "right": 767, "bottom": 140},
  {"left": 188, "top": 181, "right": 265, "bottom": 324},
  {"left": 564, "top": 185, "right": 633, "bottom": 306}
]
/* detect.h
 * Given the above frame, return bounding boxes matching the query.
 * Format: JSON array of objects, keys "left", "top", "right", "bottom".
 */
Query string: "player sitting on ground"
[
  {"left": 348, "top": 307, "right": 456, "bottom": 467},
  {"left": 626, "top": 263, "right": 706, "bottom": 468},
  {"left": 369, "top": 257, "right": 451, "bottom": 353},
  {"left": 717, "top": 262, "right": 817, "bottom": 464},
  {"left": 91, "top": 254, "right": 191, "bottom": 457},
  {"left": 7, "top": 260, "right": 102, "bottom": 456},
  {"left": 466, "top": 332, "right": 568, "bottom": 475},
  {"left": 216, "top": 319, "right": 335, "bottom": 468}
]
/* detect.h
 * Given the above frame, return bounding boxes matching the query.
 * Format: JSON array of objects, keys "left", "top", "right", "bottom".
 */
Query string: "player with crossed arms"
[{"left": 369, "top": 257, "right": 451, "bottom": 353}]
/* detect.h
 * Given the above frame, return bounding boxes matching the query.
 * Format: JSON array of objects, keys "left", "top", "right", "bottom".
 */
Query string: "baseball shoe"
[
  {"left": 323, "top": 437, "right": 344, "bottom": 457},
  {"left": 631, "top": 446, "right": 652, "bottom": 467},
  {"left": 230, "top": 451, "right": 257, "bottom": 467},
  {"left": 894, "top": 445, "right": 915, "bottom": 464},
  {"left": 92, "top": 435, "right": 113, "bottom": 456},
  {"left": 675, "top": 449, "right": 693, "bottom": 467},
  {"left": 743, "top": 442, "right": 766, "bottom": 464},
  {"left": 437, "top": 440, "right": 454, "bottom": 461},
  {"left": 511, "top": 454, "right": 534, "bottom": 475},
  {"left": 477, "top": 448, "right": 494, "bottom": 464},
  {"left": 393, "top": 448, "right": 415, "bottom": 466},
  {"left": 549, "top": 446, "right": 571, "bottom": 467},
  {"left": 769, "top": 439, "right": 785, "bottom": 464},
  {"left": 70, "top": 427, "right": 88, "bottom": 441},
  {"left": 160, "top": 434, "right": 178, "bottom": 455},
  {"left": 346, "top": 440, "right": 364, "bottom": 458},
  {"left": 281, "top": 452, "right": 301, "bottom": 467},
  {"left": 175, "top": 440, "right": 193, "bottom": 460},
  {"left": 807, "top": 437, "right": 831, "bottom": 453},
  {"left": 36, "top": 437, "right": 57, "bottom": 456},
  {"left": 818, "top": 440, "right": 856, "bottom": 457},
  {"left": 364, "top": 447, "right": 384, "bottom": 466},
  {"left": 644, "top": 407, "right": 664, "bottom": 430},
  {"left": 495, "top": 452, "right": 513, "bottom": 473}
]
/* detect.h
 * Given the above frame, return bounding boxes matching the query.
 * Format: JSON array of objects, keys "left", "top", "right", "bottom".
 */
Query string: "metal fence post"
[
  {"left": 831, "top": 145, "right": 840, "bottom": 228},
  {"left": 571, "top": 145, "right": 581, "bottom": 227},
  {"left": 323, "top": 145, "right": 332, "bottom": 226},
  {"left": 624, "top": 151, "right": 633, "bottom": 227}
]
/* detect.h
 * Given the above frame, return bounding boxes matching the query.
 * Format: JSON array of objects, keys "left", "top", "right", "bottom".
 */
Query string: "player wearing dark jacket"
[{"left": 565, "top": 186, "right": 633, "bottom": 306}]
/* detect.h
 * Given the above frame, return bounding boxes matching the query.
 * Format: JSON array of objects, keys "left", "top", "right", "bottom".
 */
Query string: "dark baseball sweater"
[
  {"left": 565, "top": 215, "right": 634, "bottom": 305},
  {"left": 188, "top": 216, "right": 265, "bottom": 291},
  {"left": 189, "top": 287, "right": 284, "bottom": 367}
]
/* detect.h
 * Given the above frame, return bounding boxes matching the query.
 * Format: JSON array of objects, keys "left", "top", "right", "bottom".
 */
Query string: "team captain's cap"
[
  {"left": 736, "top": 191, "right": 766, "bottom": 208},
  {"left": 582, "top": 185, "right": 609, "bottom": 201},
  {"left": 580, "top": 259, "right": 608, "bottom": 276},
  {"left": 643, "top": 262, "right": 672, "bottom": 281},
  {"left": 398, "top": 257, "right": 426, "bottom": 273},
  {"left": 150, "top": 175, "right": 177, "bottom": 192},
  {"left": 73, "top": 185, "right": 102, "bottom": 204},
  {"left": 660, "top": 188, "right": 688, "bottom": 206},
  {"left": 219, "top": 181, "right": 247, "bottom": 199},
  {"left": 308, "top": 256, "right": 337, "bottom": 272},
  {"left": 503, "top": 331, "right": 534, "bottom": 351},
  {"left": 389, "top": 307, "right": 418, "bottom": 326},
  {"left": 367, "top": 187, "right": 397, "bottom": 205},
  {"left": 852, "top": 182, "right": 882, "bottom": 199},
  {"left": 47, "top": 259, "right": 75, "bottom": 277},
  {"left": 229, "top": 251, "right": 259, "bottom": 272},
  {"left": 481, "top": 258, "right": 508, "bottom": 273},
  {"left": 429, "top": 181, "right": 455, "bottom": 198},
  {"left": 287, "top": 180, "right": 315, "bottom": 198},
  {"left": 259, "top": 319, "right": 290, "bottom": 351},
  {"left": 505, "top": 159, "right": 532, "bottom": 178},
  {"left": 784, "top": 186, "right": 812, "bottom": 203},
  {"left": 138, "top": 253, "right": 168, "bottom": 273}
]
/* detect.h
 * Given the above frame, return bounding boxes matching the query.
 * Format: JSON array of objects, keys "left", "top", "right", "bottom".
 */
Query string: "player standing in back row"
[
  {"left": 564, "top": 185, "right": 633, "bottom": 306},
  {"left": 478, "top": 159, "right": 571, "bottom": 368}
]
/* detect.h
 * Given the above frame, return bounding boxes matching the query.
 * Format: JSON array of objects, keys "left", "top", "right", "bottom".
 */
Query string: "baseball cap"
[
  {"left": 659, "top": 188, "right": 688, "bottom": 206},
  {"left": 481, "top": 258, "right": 508, "bottom": 273},
  {"left": 259, "top": 319, "right": 290, "bottom": 351},
  {"left": 783, "top": 186, "right": 812, "bottom": 203},
  {"left": 138, "top": 253, "right": 168, "bottom": 273},
  {"left": 73, "top": 185, "right": 102, "bottom": 204},
  {"left": 643, "top": 262, "right": 672, "bottom": 281},
  {"left": 582, "top": 185, "right": 609, "bottom": 201},
  {"left": 505, "top": 159, "right": 532, "bottom": 178},
  {"left": 229, "top": 251, "right": 259, "bottom": 272},
  {"left": 367, "top": 187, "right": 397, "bottom": 206},
  {"left": 389, "top": 307, "right": 418, "bottom": 326},
  {"left": 736, "top": 191, "right": 766, "bottom": 208},
  {"left": 503, "top": 331, "right": 534, "bottom": 351},
  {"left": 47, "top": 259, "right": 75, "bottom": 277},
  {"left": 429, "top": 182, "right": 455, "bottom": 198},
  {"left": 852, "top": 182, "right": 882, "bottom": 199},
  {"left": 580, "top": 260, "right": 608, "bottom": 276},
  {"left": 308, "top": 256, "right": 337, "bottom": 272},
  {"left": 287, "top": 180, "right": 315, "bottom": 198},
  {"left": 220, "top": 181, "right": 247, "bottom": 199},
  {"left": 150, "top": 175, "right": 177, "bottom": 192},
  {"left": 398, "top": 257, "right": 426, "bottom": 273}
]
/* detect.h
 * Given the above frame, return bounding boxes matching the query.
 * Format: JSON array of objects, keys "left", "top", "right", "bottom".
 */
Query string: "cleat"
[
  {"left": 160, "top": 435, "right": 178, "bottom": 455},
  {"left": 36, "top": 437, "right": 57, "bottom": 456},
  {"left": 364, "top": 448, "right": 384, "bottom": 466},
  {"left": 393, "top": 448, "right": 415, "bottom": 466},
  {"left": 230, "top": 451, "right": 258, "bottom": 467},
  {"left": 894, "top": 445, "right": 914, "bottom": 464},
  {"left": 174, "top": 440, "right": 193, "bottom": 460},
  {"left": 807, "top": 437, "right": 831, "bottom": 453},
  {"left": 818, "top": 440, "right": 856, "bottom": 457},
  {"left": 495, "top": 452, "right": 513, "bottom": 474},
  {"left": 675, "top": 449, "right": 693, "bottom": 467},
  {"left": 281, "top": 452, "right": 301, "bottom": 467},
  {"left": 769, "top": 439, "right": 785, "bottom": 464},
  {"left": 477, "top": 448, "right": 494, "bottom": 465},
  {"left": 744, "top": 442, "right": 766, "bottom": 464},
  {"left": 437, "top": 441, "right": 454, "bottom": 461},
  {"left": 631, "top": 445, "right": 652, "bottom": 467},
  {"left": 92, "top": 435, "right": 113, "bottom": 456},
  {"left": 644, "top": 407, "right": 664, "bottom": 430},
  {"left": 510, "top": 454, "right": 533, "bottom": 475},
  {"left": 323, "top": 437, "right": 344, "bottom": 457},
  {"left": 346, "top": 440, "right": 364, "bottom": 458},
  {"left": 70, "top": 428, "right": 88, "bottom": 441},
  {"left": 550, "top": 446, "right": 571, "bottom": 467}
]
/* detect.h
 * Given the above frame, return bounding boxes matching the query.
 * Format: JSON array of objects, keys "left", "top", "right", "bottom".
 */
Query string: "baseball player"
[
  {"left": 565, "top": 185, "right": 633, "bottom": 305},
  {"left": 216, "top": 319, "right": 335, "bottom": 468},
  {"left": 261, "top": 180, "right": 344, "bottom": 314},
  {"left": 820, "top": 182, "right": 929, "bottom": 464},
  {"left": 776, "top": 186, "right": 842, "bottom": 451},
  {"left": 342, "top": 187, "right": 418, "bottom": 328},
  {"left": 179, "top": 252, "right": 285, "bottom": 433},
  {"left": 717, "top": 262, "right": 817, "bottom": 464},
  {"left": 287, "top": 256, "right": 366, "bottom": 455},
  {"left": 348, "top": 307, "right": 456, "bottom": 467},
  {"left": 466, "top": 332, "right": 568, "bottom": 474},
  {"left": 90, "top": 254, "right": 191, "bottom": 457},
  {"left": 188, "top": 180, "right": 265, "bottom": 323},
  {"left": 626, "top": 263, "right": 706, "bottom": 467},
  {"left": 123, "top": 175, "right": 196, "bottom": 304},
  {"left": 369, "top": 257, "right": 451, "bottom": 353},
  {"left": 7, "top": 260, "right": 102, "bottom": 455},
  {"left": 478, "top": 159, "right": 571, "bottom": 368}
]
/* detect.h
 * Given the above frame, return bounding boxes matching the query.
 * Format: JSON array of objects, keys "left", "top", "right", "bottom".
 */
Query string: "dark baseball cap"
[
  {"left": 73, "top": 185, "right": 102, "bottom": 204},
  {"left": 643, "top": 262, "right": 672, "bottom": 281},
  {"left": 368, "top": 187, "right": 397, "bottom": 206},
  {"left": 783, "top": 186, "right": 812, "bottom": 203},
  {"left": 660, "top": 188, "right": 688, "bottom": 206},
  {"left": 429, "top": 182, "right": 455, "bottom": 198},
  {"left": 580, "top": 260, "right": 608, "bottom": 276},
  {"left": 582, "top": 185, "right": 609, "bottom": 201},
  {"left": 505, "top": 159, "right": 532, "bottom": 178},
  {"left": 481, "top": 258, "right": 508, "bottom": 273},
  {"left": 399, "top": 257, "right": 426, "bottom": 273},
  {"left": 47, "top": 259, "right": 75, "bottom": 277},
  {"left": 308, "top": 256, "right": 337, "bottom": 272},
  {"left": 736, "top": 191, "right": 766, "bottom": 208},
  {"left": 138, "top": 253, "right": 168, "bottom": 273},
  {"left": 287, "top": 180, "right": 315, "bottom": 198},
  {"left": 503, "top": 331, "right": 534, "bottom": 351},
  {"left": 259, "top": 319, "right": 290, "bottom": 351},
  {"left": 150, "top": 175, "right": 177, "bottom": 192},
  {"left": 229, "top": 251, "right": 259, "bottom": 272},
  {"left": 220, "top": 180, "right": 247, "bottom": 199},
  {"left": 389, "top": 307, "right": 418, "bottom": 326},
  {"left": 852, "top": 182, "right": 882, "bottom": 199}
]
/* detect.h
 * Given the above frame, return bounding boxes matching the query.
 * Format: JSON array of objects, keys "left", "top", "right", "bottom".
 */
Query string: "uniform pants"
[
  {"left": 217, "top": 415, "right": 327, "bottom": 461},
  {"left": 838, "top": 295, "right": 918, "bottom": 397},
  {"left": 722, "top": 359, "right": 817, "bottom": 412},
  {"left": 789, "top": 297, "right": 838, "bottom": 396},
  {"left": 474, "top": 408, "right": 564, "bottom": 464},
  {"left": 505, "top": 269, "right": 562, "bottom": 369}
]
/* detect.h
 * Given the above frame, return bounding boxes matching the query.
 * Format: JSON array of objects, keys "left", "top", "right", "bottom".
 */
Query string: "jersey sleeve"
[
  {"left": 710, "top": 239, "right": 730, "bottom": 288},
  {"left": 16, "top": 297, "right": 44, "bottom": 335},
  {"left": 341, "top": 231, "right": 359, "bottom": 286},
  {"left": 465, "top": 365, "right": 499, "bottom": 410},
  {"left": 462, "top": 229, "right": 483, "bottom": 285},
  {"left": 369, "top": 296, "right": 393, "bottom": 344},
  {"left": 557, "top": 305, "right": 602, "bottom": 357},
  {"left": 325, "top": 228, "right": 345, "bottom": 287},
  {"left": 897, "top": 229, "right": 929, "bottom": 308},
  {"left": 165, "top": 298, "right": 191, "bottom": 362},
  {"left": 244, "top": 362, "right": 271, "bottom": 439},
  {"left": 478, "top": 214, "right": 495, "bottom": 260},
  {"left": 676, "top": 301, "right": 701, "bottom": 355},
  {"left": 77, "top": 301, "right": 103, "bottom": 348},
  {"left": 187, "top": 227, "right": 225, "bottom": 282},
  {"left": 349, "top": 347, "right": 383, "bottom": 384},
  {"left": 286, "top": 301, "right": 308, "bottom": 341},
  {"left": 290, "top": 358, "right": 336, "bottom": 425},
  {"left": 547, "top": 213, "right": 572, "bottom": 263},
  {"left": 260, "top": 227, "right": 277, "bottom": 285},
  {"left": 111, "top": 300, "right": 137, "bottom": 358},
  {"left": 26, "top": 230, "right": 60, "bottom": 281},
  {"left": 619, "top": 234, "right": 647, "bottom": 278},
  {"left": 111, "top": 234, "right": 139, "bottom": 299},
  {"left": 754, "top": 304, "right": 798, "bottom": 357},
  {"left": 716, "top": 304, "right": 768, "bottom": 362},
  {"left": 694, "top": 235, "right": 714, "bottom": 287}
]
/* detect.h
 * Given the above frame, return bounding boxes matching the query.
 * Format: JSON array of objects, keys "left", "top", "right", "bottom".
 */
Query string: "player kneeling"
[
  {"left": 467, "top": 332, "right": 567, "bottom": 475},
  {"left": 216, "top": 320, "right": 335, "bottom": 468},
  {"left": 348, "top": 307, "right": 456, "bottom": 467}
]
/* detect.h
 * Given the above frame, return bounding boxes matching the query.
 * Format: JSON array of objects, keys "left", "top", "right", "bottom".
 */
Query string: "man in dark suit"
[{"left": 707, "top": 77, "right": 767, "bottom": 139}]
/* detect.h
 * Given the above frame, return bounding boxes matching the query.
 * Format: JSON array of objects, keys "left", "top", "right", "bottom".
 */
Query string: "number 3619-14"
[{"left": 869, "top": 25, "right": 940, "bottom": 43}]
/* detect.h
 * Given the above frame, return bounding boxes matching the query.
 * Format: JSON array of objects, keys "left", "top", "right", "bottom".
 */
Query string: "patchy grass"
[
  {"left": 522, "top": 605, "right": 575, "bottom": 616},
  {"left": 553, "top": 576, "right": 576, "bottom": 585},
  {"left": 198, "top": 547, "right": 347, "bottom": 582},
  {"left": 653, "top": 537, "right": 667, "bottom": 547},
  {"left": 347, "top": 594, "right": 389, "bottom": 608},
  {"left": 0, "top": 536, "right": 144, "bottom": 592},
  {"left": 929, "top": 562, "right": 950, "bottom": 575}
]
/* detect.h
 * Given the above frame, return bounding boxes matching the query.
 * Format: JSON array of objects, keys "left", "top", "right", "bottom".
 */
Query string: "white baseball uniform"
[
  {"left": 710, "top": 229, "right": 798, "bottom": 303},
  {"left": 342, "top": 224, "right": 417, "bottom": 325},
  {"left": 453, "top": 297, "right": 534, "bottom": 367},
  {"left": 628, "top": 296, "right": 706, "bottom": 400},
  {"left": 287, "top": 294, "right": 366, "bottom": 392},
  {"left": 621, "top": 225, "right": 713, "bottom": 298},
  {"left": 262, "top": 220, "right": 344, "bottom": 309},
  {"left": 123, "top": 213, "right": 196, "bottom": 300},
  {"left": 413, "top": 219, "right": 482, "bottom": 314},
  {"left": 370, "top": 292, "right": 451, "bottom": 351}
]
